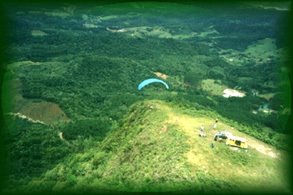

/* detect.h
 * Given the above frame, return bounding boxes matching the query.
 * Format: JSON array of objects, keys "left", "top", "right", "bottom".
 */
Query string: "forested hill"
[
  {"left": 1, "top": 2, "right": 291, "bottom": 193},
  {"left": 3, "top": 100, "right": 291, "bottom": 193},
  {"left": 4, "top": 2, "right": 291, "bottom": 131}
]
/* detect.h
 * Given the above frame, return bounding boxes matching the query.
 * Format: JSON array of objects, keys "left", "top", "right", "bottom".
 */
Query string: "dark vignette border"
[{"left": 0, "top": 0, "right": 292, "bottom": 195}]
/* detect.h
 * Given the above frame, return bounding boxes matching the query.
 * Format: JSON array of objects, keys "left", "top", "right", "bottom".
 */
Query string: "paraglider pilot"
[
  {"left": 213, "top": 118, "right": 218, "bottom": 129},
  {"left": 199, "top": 125, "right": 206, "bottom": 137}
]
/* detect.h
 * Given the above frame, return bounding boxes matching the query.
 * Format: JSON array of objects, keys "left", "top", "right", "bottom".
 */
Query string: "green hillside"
[{"left": 3, "top": 100, "right": 289, "bottom": 193}]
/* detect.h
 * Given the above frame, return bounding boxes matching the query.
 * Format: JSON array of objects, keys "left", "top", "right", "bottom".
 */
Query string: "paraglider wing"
[{"left": 138, "top": 78, "right": 169, "bottom": 90}]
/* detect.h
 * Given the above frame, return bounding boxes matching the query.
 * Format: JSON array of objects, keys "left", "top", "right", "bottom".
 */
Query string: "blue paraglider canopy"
[{"left": 138, "top": 78, "right": 169, "bottom": 90}]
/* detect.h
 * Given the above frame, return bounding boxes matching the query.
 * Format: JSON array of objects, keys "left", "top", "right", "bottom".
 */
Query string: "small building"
[
  {"left": 258, "top": 103, "right": 276, "bottom": 114},
  {"left": 223, "top": 88, "right": 246, "bottom": 98}
]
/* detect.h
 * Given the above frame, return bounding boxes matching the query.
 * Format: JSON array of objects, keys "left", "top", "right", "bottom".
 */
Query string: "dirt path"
[
  {"left": 7, "top": 112, "right": 72, "bottom": 146},
  {"left": 58, "top": 131, "right": 71, "bottom": 146},
  {"left": 58, "top": 132, "right": 64, "bottom": 140},
  {"left": 7, "top": 112, "right": 46, "bottom": 125},
  {"left": 247, "top": 139, "right": 279, "bottom": 158}
]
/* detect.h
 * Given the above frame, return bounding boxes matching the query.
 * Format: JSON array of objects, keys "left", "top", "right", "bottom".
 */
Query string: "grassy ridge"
[{"left": 5, "top": 100, "right": 287, "bottom": 193}]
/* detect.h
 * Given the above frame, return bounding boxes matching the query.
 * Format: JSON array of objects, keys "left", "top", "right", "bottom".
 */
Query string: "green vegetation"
[
  {"left": 1, "top": 2, "right": 291, "bottom": 193},
  {"left": 3, "top": 101, "right": 289, "bottom": 193}
]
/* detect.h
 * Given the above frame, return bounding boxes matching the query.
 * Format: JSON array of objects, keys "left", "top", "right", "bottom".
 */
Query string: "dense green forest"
[{"left": 1, "top": 1, "right": 291, "bottom": 193}]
